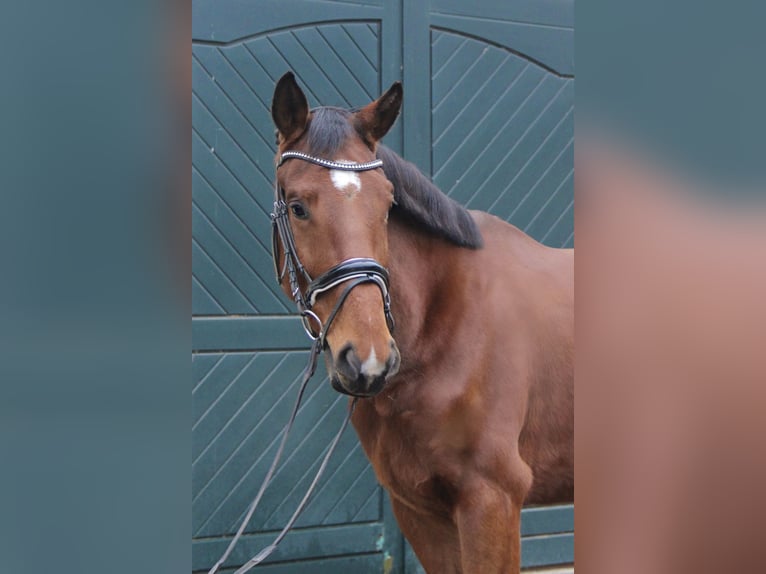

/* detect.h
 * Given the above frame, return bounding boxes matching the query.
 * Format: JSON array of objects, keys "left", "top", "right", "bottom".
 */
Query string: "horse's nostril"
[
  {"left": 336, "top": 343, "right": 361, "bottom": 381},
  {"left": 386, "top": 340, "right": 401, "bottom": 377}
]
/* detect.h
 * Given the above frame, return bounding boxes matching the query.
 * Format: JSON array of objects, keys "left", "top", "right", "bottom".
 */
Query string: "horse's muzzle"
[{"left": 330, "top": 340, "right": 400, "bottom": 397}]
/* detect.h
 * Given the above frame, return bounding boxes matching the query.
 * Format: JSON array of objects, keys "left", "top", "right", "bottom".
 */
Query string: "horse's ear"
[
  {"left": 355, "top": 82, "right": 402, "bottom": 147},
  {"left": 271, "top": 72, "right": 309, "bottom": 143}
]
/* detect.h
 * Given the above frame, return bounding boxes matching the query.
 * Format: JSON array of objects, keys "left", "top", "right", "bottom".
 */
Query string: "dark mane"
[
  {"left": 377, "top": 145, "right": 483, "bottom": 249},
  {"left": 303, "top": 106, "right": 483, "bottom": 249}
]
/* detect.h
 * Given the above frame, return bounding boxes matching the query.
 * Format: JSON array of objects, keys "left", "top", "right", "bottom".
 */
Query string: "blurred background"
[{"left": 577, "top": 1, "right": 766, "bottom": 573}]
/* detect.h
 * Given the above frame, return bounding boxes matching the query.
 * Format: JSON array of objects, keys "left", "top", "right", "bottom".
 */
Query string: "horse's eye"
[{"left": 289, "top": 202, "right": 309, "bottom": 220}]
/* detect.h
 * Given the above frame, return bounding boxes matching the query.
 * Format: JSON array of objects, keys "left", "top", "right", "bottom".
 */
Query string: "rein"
[{"left": 206, "top": 151, "right": 394, "bottom": 574}]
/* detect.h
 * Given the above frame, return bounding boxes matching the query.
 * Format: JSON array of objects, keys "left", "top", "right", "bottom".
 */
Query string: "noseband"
[{"left": 271, "top": 150, "right": 395, "bottom": 345}]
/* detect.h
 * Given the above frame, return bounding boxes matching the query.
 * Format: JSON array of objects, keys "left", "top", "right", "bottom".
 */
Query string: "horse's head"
[{"left": 271, "top": 72, "right": 402, "bottom": 397}]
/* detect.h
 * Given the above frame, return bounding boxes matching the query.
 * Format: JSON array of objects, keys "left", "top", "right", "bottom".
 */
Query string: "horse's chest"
[{"left": 354, "top": 411, "right": 457, "bottom": 517}]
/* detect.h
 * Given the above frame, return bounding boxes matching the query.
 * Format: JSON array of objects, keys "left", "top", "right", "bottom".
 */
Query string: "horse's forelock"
[{"left": 304, "top": 107, "right": 356, "bottom": 157}]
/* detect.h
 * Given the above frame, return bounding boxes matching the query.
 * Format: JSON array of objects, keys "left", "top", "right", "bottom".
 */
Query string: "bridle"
[
  {"left": 207, "top": 150, "right": 396, "bottom": 574},
  {"left": 271, "top": 150, "right": 395, "bottom": 347}
]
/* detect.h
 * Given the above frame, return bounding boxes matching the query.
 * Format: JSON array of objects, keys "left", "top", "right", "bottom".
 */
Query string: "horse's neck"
[{"left": 386, "top": 215, "right": 467, "bottom": 373}]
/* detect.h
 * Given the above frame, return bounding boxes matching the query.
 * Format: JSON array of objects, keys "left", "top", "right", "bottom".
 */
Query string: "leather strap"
[
  {"left": 306, "top": 258, "right": 390, "bottom": 307},
  {"left": 278, "top": 151, "right": 383, "bottom": 171}
]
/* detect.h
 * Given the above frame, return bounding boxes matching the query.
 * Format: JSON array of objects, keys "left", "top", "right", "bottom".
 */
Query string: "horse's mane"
[
  {"left": 302, "top": 106, "right": 483, "bottom": 249},
  {"left": 376, "top": 145, "right": 483, "bottom": 249}
]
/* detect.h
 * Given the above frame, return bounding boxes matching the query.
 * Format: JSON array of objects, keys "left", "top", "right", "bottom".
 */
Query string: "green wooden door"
[{"left": 192, "top": 1, "right": 573, "bottom": 572}]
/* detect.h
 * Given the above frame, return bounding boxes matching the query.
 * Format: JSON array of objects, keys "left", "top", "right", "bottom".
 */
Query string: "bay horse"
[{"left": 270, "top": 72, "right": 573, "bottom": 573}]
